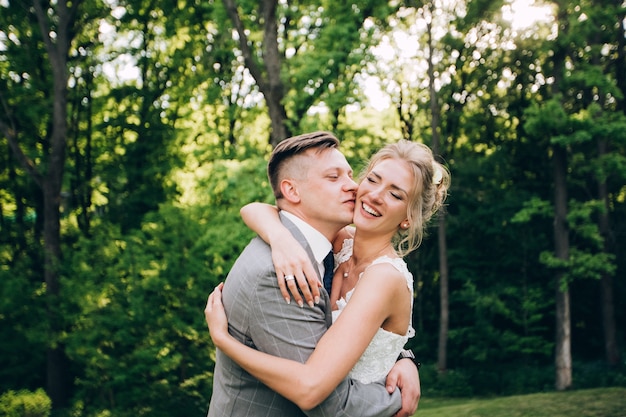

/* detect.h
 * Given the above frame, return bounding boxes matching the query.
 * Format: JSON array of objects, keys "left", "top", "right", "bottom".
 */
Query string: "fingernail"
[
  {"left": 298, "top": 300, "right": 304, "bottom": 308},
  {"left": 285, "top": 298, "right": 291, "bottom": 304},
  {"left": 314, "top": 296, "right": 320, "bottom": 304},
  {"left": 308, "top": 300, "right": 314, "bottom": 308}
]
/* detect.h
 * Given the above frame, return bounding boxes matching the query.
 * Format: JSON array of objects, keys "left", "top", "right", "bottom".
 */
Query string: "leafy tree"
[
  {"left": 0, "top": 0, "right": 108, "bottom": 407},
  {"left": 519, "top": 0, "right": 626, "bottom": 389},
  {"left": 62, "top": 156, "right": 271, "bottom": 416},
  {"left": 95, "top": 0, "right": 215, "bottom": 231},
  {"left": 220, "top": 0, "right": 395, "bottom": 146}
]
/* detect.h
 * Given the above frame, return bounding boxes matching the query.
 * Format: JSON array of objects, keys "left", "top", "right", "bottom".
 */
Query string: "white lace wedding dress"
[{"left": 331, "top": 239, "right": 415, "bottom": 384}]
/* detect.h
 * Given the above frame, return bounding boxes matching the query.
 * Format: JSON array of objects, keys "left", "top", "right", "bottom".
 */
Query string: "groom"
[{"left": 207, "top": 131, "right": 420, "bottom": 417}]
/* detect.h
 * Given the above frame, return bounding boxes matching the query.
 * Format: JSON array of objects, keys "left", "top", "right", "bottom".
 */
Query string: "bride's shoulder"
[
  {"left": 367, "top": 257, "right": 413, "bottom": 289},
  {"left": 374, "top": 256, "right": 408, "bottom": 271}
]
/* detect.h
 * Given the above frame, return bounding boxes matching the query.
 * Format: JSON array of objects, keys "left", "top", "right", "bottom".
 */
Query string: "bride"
[{"left": 205, "top": 140, "right": 449, "bottom": 409}]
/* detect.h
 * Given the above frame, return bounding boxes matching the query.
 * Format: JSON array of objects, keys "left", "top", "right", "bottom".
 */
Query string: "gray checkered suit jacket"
[{"left": 207, "top": 213, "right": 401, "bottom": 417}]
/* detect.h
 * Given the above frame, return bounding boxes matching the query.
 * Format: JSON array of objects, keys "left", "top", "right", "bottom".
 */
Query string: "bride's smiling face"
[{"left": 353, "top": 157, "right": 412, "bottom": 234}]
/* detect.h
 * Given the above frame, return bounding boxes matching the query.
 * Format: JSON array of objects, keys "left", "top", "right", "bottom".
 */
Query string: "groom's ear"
[{"left": 280, "top": 179, "right": 301, "bottom": 203}]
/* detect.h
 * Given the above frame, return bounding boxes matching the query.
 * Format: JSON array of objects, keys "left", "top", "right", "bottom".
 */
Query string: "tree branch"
[
  {"left": 222, "top": 0, "right": 268, "bottom": 91},
  {"left": 0, "top": 117, "right": 43, "bottom": 187}
]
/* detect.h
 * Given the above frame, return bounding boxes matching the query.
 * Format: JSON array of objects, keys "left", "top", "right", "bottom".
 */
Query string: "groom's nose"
[{"left": 344, "top": 176, "right": 358, "bottom": 191}]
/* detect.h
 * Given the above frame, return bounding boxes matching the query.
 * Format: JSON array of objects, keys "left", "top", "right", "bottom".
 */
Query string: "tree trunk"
[
  {"left": 425, "top": 13, "right": 449, "bottom": 373},
  {"left": 597, "top": 138, "right": 620, "bottom": 366},
  {"left": 33, "top": 0, "right": 78, "bottom": 407},
  {"left": 222, "top": 0, "right": 289, "bottom": 146},
  {"left": 551, "top": 0, "right": 572, "bottom": 391},
  {"left": 553, "top": 144, "right": 572, "bottom": 391},
  {"left": 261, "top": 0, "right": 289, "bottom": 145},
  {"left": 437, "top": 215, "right": 449, "bottom": 372},
  {"left": 599, "top": 245, "right": 619, "bottom": 367}
]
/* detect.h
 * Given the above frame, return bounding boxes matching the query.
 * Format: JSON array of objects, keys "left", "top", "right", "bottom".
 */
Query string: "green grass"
[{"left": 416, "top": 387, "right": 626, "bottom": 417}]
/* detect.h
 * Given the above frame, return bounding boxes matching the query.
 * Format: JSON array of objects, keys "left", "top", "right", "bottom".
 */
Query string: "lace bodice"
[{"left": 332, "top": 239, "right": 415, "bottom": 384}]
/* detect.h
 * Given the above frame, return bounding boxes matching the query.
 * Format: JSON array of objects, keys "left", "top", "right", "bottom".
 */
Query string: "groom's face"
[{"left": 295, "top": 147, "right": 357, "bottom": 237}]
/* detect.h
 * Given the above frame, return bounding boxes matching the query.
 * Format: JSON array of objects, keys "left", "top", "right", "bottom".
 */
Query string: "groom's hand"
[{"left": 385, "top": 359, "right": 420, "bottom": 417}]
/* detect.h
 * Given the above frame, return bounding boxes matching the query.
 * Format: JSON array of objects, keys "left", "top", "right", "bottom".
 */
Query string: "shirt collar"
[{"left": 281, "top": 210, "right": 332, "bottom": 265}]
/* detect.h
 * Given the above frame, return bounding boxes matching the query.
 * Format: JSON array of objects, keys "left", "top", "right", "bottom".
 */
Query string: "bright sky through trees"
[
  {"left": 363, "top": 0, "right": 554, "bottom": 110},
  {"left": 95, "top": 0, "right": 554, "bottom": 111},
  {"left": 503, "top": 0, "right": 554, "bottom": 30}
]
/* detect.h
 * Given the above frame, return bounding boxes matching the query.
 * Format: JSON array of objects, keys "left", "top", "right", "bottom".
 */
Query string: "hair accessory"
[{"left": 432, "top": 162, "right": 443, "bottom": 186}]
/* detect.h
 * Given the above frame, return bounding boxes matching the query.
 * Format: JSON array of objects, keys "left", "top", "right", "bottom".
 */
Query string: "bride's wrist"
[
  {"left": 211, "top": 329, "right": 230, "bottom": 348},
  {"left": 266, "top": 228, "right": 291, "bottom": 246}
]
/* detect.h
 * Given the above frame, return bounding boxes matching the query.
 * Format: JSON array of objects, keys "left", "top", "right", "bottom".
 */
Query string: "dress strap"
[
  {"left": 333, "top": 238, "right": 354, "bottom": 269},
  {"left": 369, "top": 256, "right": 414, "bottom": 293},
  {"left": 368, "top": 256, "right": 416, "bottom": 338}
]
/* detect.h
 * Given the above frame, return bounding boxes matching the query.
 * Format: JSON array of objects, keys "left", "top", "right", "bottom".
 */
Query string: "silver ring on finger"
[{"left": 284, "top": 274, "right": 296, "bottom": 282}]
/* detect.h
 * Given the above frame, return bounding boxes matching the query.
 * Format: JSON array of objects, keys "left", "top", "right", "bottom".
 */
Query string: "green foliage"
[
  {"left": 524, "top": 98, "right": 570, "bottom": 140},
  {"left": 60, "top": 210, "right": 217, "bottom": 416},
  {"left": 574, "top": 362, "right": 626, "bottom": 389},
  {"left": 427, "top": 368, "right": 473, "bottom": 398},
  {"left": 518, "top": 196, "right": 617, "bottom": 290},
  {"left": 511, "top": 197, "right": 553, "bottom": 224},
  {"left": 55, "top": 155, "right": 271, "bottom": 416},
  {"left": 420, "top": 361, "right": 626, "bottom": 399},
  {"left": 540, "top": 248, "right": 616, "bottom": 285},
  {"left": 0, "top": 254, "right": 47, "bottom": 392},
  {"left": 449, "top": 279, "right": 553, "bottom": 366},
  {"left": 421, "top": 138, "right": 558, "bottom": 375},
  {"left": 284, "top": 0, "right": 394, "bottom": 123},
  {"left": 0, "top": 389, "right": 51, "bottom": 417}
]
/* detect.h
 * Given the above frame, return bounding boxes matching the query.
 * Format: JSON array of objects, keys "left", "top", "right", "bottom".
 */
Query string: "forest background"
[{"left": 1, "top": 0, "right": 625, "bottom": 416}]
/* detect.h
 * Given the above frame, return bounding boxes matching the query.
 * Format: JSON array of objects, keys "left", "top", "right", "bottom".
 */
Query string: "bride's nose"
[{"left": 368, "top": 186, "right": 385, "bottom": 203}]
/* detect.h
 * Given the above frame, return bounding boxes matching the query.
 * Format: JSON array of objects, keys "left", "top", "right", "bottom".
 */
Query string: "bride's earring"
[{"left": 401, "top": 222, "right": 409, "bottom": 229}]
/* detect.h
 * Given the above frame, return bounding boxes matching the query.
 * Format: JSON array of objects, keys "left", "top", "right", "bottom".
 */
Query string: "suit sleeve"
[{"left": 308, "top": 380, "right": 402, "bottom": 417}]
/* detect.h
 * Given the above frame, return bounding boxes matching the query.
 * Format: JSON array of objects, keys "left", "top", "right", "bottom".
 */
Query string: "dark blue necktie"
[{"left": 322, "top": 250, "right": 334, "bottom": 294}]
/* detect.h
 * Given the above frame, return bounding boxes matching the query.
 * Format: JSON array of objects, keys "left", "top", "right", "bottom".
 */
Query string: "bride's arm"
[
  {"left": 206, "top": 270, "right": 398, "bottom": 410},
  {"left": 241, "top": 202, "right": 321, "bottom": 307}
]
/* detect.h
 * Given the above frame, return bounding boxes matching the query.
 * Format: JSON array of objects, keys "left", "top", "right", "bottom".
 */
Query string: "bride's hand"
[
  {"left": 205, "top": 283, "right": 229, "bottom": 346},
  {"left": 270, "top": 233, "right": 321, "bottom": 308}
]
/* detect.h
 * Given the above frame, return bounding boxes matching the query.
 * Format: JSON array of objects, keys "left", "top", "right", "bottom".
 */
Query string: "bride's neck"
[{"left": 350, "top": 232, "right": 395, "bottom": 265}]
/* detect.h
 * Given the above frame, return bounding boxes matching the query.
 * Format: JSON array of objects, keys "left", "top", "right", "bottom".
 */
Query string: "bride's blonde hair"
[{"left": 359, "top": 140, "right": 450, "bottom": 257}]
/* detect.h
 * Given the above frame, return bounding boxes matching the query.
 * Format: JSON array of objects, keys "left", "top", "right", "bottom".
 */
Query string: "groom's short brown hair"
[{"left": 267, "top": 131, "right": 340, "bottom": 199}]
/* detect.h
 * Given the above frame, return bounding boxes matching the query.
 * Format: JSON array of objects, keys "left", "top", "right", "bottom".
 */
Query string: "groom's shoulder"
[{"left": 237, "top": 235, "right": 272, "bottom": 262}]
